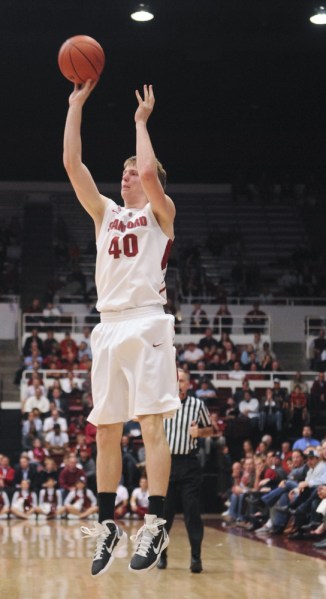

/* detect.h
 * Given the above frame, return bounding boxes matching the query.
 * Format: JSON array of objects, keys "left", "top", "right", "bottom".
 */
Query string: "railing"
[
  {"left": 20, "top": 369, "right": 318, "bottom": 402},
  {"left": 21, "top": 369, "right": 89, "bottom": 384},
  {"left": 177, "top": 313, "right": 271, "bottom": 335},
  {"left": 22, "top": 295, "right": 326, "bottom": 308},
  {"left": 305, "top": 316, "right": 326, "bottom": 336},
  {"left": 305, "top": 317, "right": 326, "bottom": 358},
  {"left": 22, "top": 312, "right": 100, "bottom": 335},
  {"left": 22, "top": 311, "right": 272, "bottom": 339},
  {"left": 180, "top": 296, "right": 326, "bottom": 306},
  {"left": 21, "top": 369, "right": 90, "bottom": 401},
  {"left": 190, "top": 369, "right": 317, "bottom": 386},
  {"left": 0, "top": 295, "right": 20, "bottom": 304},
  {"left": 187, "top": 370, "right": 318, "bottom": 397},
  {"left": 53, "top": 293, "right": 97, "bottom": 303}
]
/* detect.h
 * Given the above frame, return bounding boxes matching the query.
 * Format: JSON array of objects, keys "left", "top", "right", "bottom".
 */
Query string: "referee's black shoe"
[{"left": 190, "top": 557, "right": 203, "bottom": 573}]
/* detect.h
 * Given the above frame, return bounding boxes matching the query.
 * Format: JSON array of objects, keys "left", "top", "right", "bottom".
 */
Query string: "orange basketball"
[{"left": 58, "top": 35, "right": 105, "bottom": 84}]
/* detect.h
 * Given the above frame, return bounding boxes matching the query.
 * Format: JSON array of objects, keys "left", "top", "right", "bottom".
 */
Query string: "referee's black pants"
[{"left": 163, "top": 454, "right": 204, "bottom": 559}]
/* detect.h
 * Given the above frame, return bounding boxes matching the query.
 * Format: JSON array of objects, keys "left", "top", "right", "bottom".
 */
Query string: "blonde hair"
[{"left": 124, "top": 156, "right": 167, "bottom": 189}]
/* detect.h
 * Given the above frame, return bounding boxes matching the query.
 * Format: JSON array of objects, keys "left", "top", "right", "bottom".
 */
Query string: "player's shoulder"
[
  {"left": 164, "top": 194, "right": 176, "bottom": 216},
  {"left": 99, "top": 194, "right": 118, "bottom": 210},
  {"left": 147, "top": 193, "right": 175, "bottom": 216}
]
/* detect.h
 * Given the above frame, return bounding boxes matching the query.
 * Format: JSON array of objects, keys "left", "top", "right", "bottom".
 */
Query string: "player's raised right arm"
[{"left": 63, "top": 80, "right": 106, "bottom": 232}]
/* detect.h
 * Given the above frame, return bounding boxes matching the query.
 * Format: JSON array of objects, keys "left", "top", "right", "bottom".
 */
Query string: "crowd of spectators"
[
  {"left": 182, "top": 301, "right": 269, "bottom": 336},
  {"left": 219, "top": 428, "right": 326, "bottom": 551},
  {"left": 14, "top": 325, "right": 93, "bottom": 386},
  {"left": 177, "top": 322, "right": 274, "bottom": 374},
  {"left": 168, "top": 308, "right": 326, "bottom": 549},
  {"left": 3, "top": 191, "right": 326, "bottom": 570},
  {"left": 0, "top": 448, "right": 149, "bottom": 522},
  {"left": 15, "top": 305, "right": 326, "bottom": 462},
  {"left": 173, "top": 320, "right": 326, "bottom": 446},
  {"left": 0, "top": 319, "right": 150, "bottom": 523},
  {"left": 3, "top": 287, "right": 326, "bottom": 560},
  {"left": 9, "top": 322, "right": 325, "bottom": 516}
]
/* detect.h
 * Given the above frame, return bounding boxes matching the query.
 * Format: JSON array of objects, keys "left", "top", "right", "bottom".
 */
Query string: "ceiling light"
[
  {"left": 131, "top": 3, "right": 154, "bottom": 22},
  {"left": 310, "top": 6, "right": 326, "bottom": 24}
]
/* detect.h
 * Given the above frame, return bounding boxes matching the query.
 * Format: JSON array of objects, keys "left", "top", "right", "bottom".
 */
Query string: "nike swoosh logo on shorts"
[{"left": 153, "top": 343, "right": 163, "bottom": 348}]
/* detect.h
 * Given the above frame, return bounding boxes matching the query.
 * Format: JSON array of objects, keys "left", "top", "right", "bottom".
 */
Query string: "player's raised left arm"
[{"left": 135, "top": 85, "right": 175, "bottom": 239}]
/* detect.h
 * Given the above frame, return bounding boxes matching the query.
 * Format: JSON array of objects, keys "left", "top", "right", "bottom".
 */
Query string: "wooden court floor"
[{"left": 1, "top": 515, "right": 326, "bottom": 599}]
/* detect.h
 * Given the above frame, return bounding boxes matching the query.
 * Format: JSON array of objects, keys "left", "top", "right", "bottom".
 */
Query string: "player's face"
[{"left": 121, "top": 166, "right": 143, "bottom": 198}]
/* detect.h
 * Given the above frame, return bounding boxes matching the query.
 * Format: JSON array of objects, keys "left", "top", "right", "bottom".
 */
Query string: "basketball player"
[{"left": 63, "top": 81, "right": 180, "bottom": 576}]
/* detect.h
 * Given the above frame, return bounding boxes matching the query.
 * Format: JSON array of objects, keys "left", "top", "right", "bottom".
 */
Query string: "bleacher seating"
[{"left": 173, "top": 193, "right": 305, "bottom": 298}]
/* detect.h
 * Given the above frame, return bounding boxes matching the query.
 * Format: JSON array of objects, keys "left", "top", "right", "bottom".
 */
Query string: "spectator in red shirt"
[
  {"left": 68, "top": 414, "right": 87, "bottom": 441},
  {"left": 84, "top": 421, "right": 96, "bottom": 444},
  {"left": 78, "top": 354, "right": 92, "bottom": 371},
  {"left": 289, "top": 384, "right": 309, "bottom": 432},
  {"left": 0, "top": 455, "right": 15, "bottom": 499},
  {"left": 59, "top": 331, "right": 78, "bottom": 360},
  {"left": 58, "top": 453, "right": 85, "bottom": 500},
  {"left": 61, "top": 349, "right": 79, "bottom": 371},
  {"left": 280, "top": 440, "right": 292, "bottom": 474},
  {"left": 84, "top": 421, "right": 97, "bottom": 458},
  {"left": 243, "top": 302, "right": 267, "bottom": 334}
]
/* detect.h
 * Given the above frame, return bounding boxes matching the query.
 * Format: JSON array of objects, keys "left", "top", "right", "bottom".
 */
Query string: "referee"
[{"left": 158, "top": 369, "right": 213, "bottom": 573}]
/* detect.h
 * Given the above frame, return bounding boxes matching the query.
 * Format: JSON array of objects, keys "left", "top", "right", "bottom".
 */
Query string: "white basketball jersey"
[{"left": 95, "top": 198, "right": 173, "bottom": 312}]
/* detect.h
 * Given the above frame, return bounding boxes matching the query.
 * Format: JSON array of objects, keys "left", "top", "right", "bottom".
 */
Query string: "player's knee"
[
  {"left": 139, "top": 414, "right": 165, "bottom": 444},
  {"left": 97, "top": 423, "right": 122, "bottom": 448}
]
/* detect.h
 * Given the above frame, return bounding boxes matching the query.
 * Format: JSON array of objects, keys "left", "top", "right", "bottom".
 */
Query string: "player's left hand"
[{"left": 135, "top": 84, "right": 155, "bottom": 124}]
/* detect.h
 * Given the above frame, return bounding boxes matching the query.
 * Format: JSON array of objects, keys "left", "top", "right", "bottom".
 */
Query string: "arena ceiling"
[{"left": 1, "top": 0, "right": 326, "bottom": 184}]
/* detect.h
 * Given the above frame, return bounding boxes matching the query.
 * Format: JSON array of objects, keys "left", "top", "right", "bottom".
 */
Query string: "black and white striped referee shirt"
[{"left": 164, "top": 395, "right": 212, "bottom": 455}]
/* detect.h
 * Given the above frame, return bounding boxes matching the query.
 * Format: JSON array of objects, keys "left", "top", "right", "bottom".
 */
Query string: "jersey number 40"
[{"left": 108, "top": 234, "right": 138, "bottom": 259}]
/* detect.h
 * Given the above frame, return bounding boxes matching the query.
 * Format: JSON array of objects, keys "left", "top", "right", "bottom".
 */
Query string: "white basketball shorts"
[{"left": 87, "top": 305, "right": 180, "bottom": 425}]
